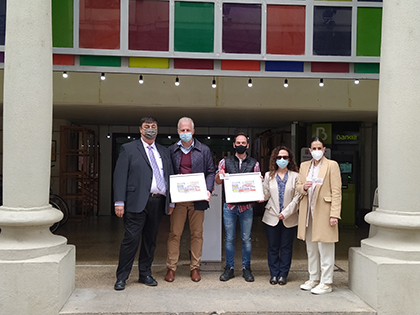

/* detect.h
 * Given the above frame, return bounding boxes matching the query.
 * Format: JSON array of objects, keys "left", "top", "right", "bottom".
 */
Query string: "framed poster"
[
  {"left": 223, "top": 172, "right": 264, "bottom": 203},
  {"left": 170, "top": 173, "right": 208, "bottom": 203}
]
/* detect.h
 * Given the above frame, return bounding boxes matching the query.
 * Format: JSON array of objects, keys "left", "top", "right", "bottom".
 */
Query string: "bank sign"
[{"left": 333, "top": 132, "right": 359, "bottom": 144}]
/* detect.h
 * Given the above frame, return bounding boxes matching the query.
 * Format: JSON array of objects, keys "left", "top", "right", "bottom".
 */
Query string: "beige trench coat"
[{"left": 296, "top": 156, "right": 342, "bottom": 243}]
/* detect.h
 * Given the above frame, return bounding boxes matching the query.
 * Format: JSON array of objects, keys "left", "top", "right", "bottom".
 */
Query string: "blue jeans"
[{"left": 223, "top": 203, "right": 253, "bottom": 268}]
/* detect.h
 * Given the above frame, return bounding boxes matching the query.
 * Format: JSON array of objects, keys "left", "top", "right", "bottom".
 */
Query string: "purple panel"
[
  {"left": 223, "top": 4, "right": 261, "bottom": 54},
  {"left": 0, "top": 52, "right": 4, "bottom": 63}
]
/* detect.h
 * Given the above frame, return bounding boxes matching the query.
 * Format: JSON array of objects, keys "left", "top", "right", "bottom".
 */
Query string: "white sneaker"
[
  {"left": 311, "top": 283, "right": 332, "bottom": 295},
  {"left": 300, "top": 280, "right": 320, "bottom": 291}
]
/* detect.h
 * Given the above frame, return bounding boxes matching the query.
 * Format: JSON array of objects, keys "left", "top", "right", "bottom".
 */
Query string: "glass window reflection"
[
  {"left": 223, "top": 4, "right": 261, "bottom": 54},
  {"left": 79, "top": 0, "right": 120, "bottom": 49},
  {"left": 129, "top": 0, "right": 169, "bottom": 51},
  {"left": 313, "top": 6, "right": 352, "bottom": 56}
]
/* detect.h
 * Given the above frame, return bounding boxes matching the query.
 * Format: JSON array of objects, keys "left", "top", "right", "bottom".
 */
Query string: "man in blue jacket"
[{"left": 165, "top": 117, "right": 215, "bottom": 282}]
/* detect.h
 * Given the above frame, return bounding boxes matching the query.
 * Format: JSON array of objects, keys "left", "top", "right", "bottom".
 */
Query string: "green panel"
[
  {"left": 174, "top": 2, "right": 214, "bottom": 53},
  {"left": 357, "top": 8, "right": 382, "bottom": 56},
  {"left": 52, "top": 0, "right": 73, "bottom": 48},
  {"left": 312, "top": 123, "right": 332, "bottom": 145},
  {"left": 354, "top": 63, "right": 380, "bottom": 74},
  {"left": 80, "top": 56, "right": 121, "bottom": 67},
  {"left": 340, "top": 183, "right": 356, "bottom": 227}
]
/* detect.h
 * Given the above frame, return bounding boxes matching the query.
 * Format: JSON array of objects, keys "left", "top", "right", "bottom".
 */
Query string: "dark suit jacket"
[
  {"left": 113, "top": 139, "right": 173, "bottom": 214},
  {"left": 169, "top": 138, "right": 215, "bottom": 210}
]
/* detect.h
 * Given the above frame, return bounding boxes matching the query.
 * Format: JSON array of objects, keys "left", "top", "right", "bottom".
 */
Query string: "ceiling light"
[
  {"left": 175, "top": 76, "right": 180, "bottom": 86},
  {"left": 354, "top": 79, "right": 360, "bottom": 85},
  {"left": 212, "top": 77, "right": 216, "bottom": 88},
  {"left": 139, "top": 75, "right": 144, "bottom": 84},
  {"left": 319, "top": 78, "right": 324, "bottom": 87},
  {"left": 62, "top": 71, "right": 68, "bottom": 78},
  {"left": 100, "top": 73, "right": 106, "bottom": 81},
  {"left": 248, "top": 78, "right": 253, "bottom": 88},
  {"left": 284, "top": 78, "right": 288, "bottom": 88},
  {"left": 106, "top": 133, "right": 111, "bottom": 139}
]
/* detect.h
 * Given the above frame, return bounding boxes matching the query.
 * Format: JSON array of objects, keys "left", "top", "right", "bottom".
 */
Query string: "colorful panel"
[
  {"left": 313, "top": 6, "right": 352, "bottom": 56},
  {"left": 265, "top": 61, "right": 304, "bottom": 72},
  {"left": 311, "top": 62, "right": 349, "bottom": 73},
  {"left": 0, "top": 0, "right": 5, "bottom": 45},
  {"left": 174, "top": 59, "right": 214, "bottom": 70},
  {"left": 223, "top": 4, "right": 261, "bottom": 54},
  {"left": 80, "top": 55, "right": 121, "bottom": 67},
  {"left": 357, "top": 8, "right": 382, "bottom": 57},
  {"left": 129, "top": 57, "right": 169, "bottom": 68},
  {"left": 267, "top": 5, "right": 305, "bottom": 55},
  {"left": 221, "top": 60, "right": 260, "bottom": 71},
  {"left": 52, "top": 0, "right": 73, "bottom": 48},
  {"left": 354, "top": 63, "right": 380, "bottom": 74},
  {"left": 53, "top": 54, "right": 75, "bottom": 65},
  {"left": 174, "top": 2, "right": 214, "bottom": 53},
  {"left": 129, "top": 0, "right": 169, "bottom": 51},
  {"left": 79, "top": 0, "right": 120, "bottom": 49}
]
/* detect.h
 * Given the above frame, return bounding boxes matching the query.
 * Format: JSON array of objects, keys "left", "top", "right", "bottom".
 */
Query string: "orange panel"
[
  {"left": 53, "top": 54, "right": 75, "bottom": 65},
  {"left": 221, "top": 60, "right": 260, "bottom": 71}
]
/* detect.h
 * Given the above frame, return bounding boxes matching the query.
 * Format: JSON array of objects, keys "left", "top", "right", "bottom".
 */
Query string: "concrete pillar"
[
  {"left": 349, "top": 1, "right": 420, "bottom": 314},
  {"left": 0, "top": 1, "right": 75, "bottom": 315}
]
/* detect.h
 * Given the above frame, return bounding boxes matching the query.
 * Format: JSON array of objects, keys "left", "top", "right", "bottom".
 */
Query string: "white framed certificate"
[
  {"left": 223, "top": 172, "right": 264, "bottom": 203},
  {"left": 170, "top": 173, "right": 208, "bottom": 203}
]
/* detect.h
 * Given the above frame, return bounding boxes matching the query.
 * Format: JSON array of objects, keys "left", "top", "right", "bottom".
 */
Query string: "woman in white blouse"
[{"left": 263, "top": 146, "right": 302, "bottom": 285}]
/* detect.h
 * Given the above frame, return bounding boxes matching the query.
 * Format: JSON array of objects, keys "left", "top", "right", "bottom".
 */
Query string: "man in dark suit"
[{"left": 113, "top": 117, "right": 173, "bottom": 290}]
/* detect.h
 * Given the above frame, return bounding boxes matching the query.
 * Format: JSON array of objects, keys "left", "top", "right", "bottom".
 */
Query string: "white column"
[
  {"left": 0, "top": 1, "right": 75, "bottom": 314},
  {"left": 349, "top": 1, "right": 420, "bottom": 314}
]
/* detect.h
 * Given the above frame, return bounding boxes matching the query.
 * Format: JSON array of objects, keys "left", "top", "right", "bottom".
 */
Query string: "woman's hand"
[
  {"left": 277, "top": 213, "right": 285, "bottom": 220},
  {"left": 304, "top": 181, "right": 313, "bottom": 191},
  {"left": 330, "top": 217, "right": 338, "bottom": 226}
]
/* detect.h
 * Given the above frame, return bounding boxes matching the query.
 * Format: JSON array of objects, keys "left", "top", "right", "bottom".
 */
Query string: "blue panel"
[{"left": 265, "top": 61, "right": 304, "bottom": 72}]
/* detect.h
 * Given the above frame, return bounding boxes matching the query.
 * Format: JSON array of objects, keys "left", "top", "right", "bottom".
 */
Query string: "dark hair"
[
  {"left": 269, "top": 146, "right": 299, "bottom": 179},
  {"left": 140, "top": 116, "right": 158, "bottom": 127},
  {"left": 310, "top": 136, "right": 324, "bottom": 147},
  {"left": 234, "top": 132, "right": 248, "bottom": 144}
]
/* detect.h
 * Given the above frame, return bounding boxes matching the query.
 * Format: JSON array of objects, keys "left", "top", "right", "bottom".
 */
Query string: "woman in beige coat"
[
  {"left": 296, "top": 137, "right": 341, "bottom": 295},
  {"left": 263, "top": 146, "right": 302, "bottom": 285}
]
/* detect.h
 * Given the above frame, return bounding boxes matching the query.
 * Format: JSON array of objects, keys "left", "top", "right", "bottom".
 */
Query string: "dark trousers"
[
  {"left": 116, "top": 195, "right": 165, "bottom": 281},
  {"left": 265, "top": 221, "right": 297, "bottom": 278}
]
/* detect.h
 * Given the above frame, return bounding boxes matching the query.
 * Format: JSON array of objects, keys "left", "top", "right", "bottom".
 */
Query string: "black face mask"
[{"left": 234, "top": 145, "right": 247, "bottom": 154}]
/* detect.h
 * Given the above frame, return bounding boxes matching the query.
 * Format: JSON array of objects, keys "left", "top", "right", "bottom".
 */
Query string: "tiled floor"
[{"left": 56, "top": 214, "right": 369, "bottom": 279}]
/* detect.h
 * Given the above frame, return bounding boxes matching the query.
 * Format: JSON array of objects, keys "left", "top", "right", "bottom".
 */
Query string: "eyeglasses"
[{"left": 276, "top": 156, "right": 289, "bottom": 160}]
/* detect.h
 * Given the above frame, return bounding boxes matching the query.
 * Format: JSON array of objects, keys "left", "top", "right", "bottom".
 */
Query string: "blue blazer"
[{"left": 113, "top": 139, "right": 173, "bottom": 214}]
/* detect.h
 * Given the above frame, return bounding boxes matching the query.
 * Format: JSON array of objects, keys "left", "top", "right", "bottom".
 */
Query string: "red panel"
[
  {"left": 174, "top": 59, "right": 214, "bottom": 70},
  {"left": 53, "top": 54, "right": 75, "bottom": 65},
  {"left": 129, "top": 0, "right": 169, "bottom": 51},
  {"left": 311, "top": 62, "right": 350, "bottom": 73},
  {"left": 267, "top": 5, "right": 305, "bottom": 55},
  {"left": 79, "top": 0, "right": 120, "bottom": 49},
  {"left": 221, "top": 60, "right": 260, "bottom": 71}
]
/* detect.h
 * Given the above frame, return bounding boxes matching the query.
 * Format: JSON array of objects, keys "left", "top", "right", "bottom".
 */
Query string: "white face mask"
[{"left": 311, "top": 150, "right": 324, "bottom": 161}]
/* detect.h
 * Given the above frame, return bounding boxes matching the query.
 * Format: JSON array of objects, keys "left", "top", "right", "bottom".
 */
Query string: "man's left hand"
[
  {"left": 206, "top": 191, "right": 211, "bottom": 202},
  {"left": 330, "top": 217, "right": 338, "bottom": 226}
]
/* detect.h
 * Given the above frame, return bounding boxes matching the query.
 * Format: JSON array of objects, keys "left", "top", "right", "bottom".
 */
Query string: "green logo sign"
[{"left": 312, "top": 124, "right": 332, "bottom": 145}]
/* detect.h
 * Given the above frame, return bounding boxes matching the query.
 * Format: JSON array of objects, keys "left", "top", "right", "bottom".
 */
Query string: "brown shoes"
[
  {"left": 191, "top": 268, "right": 201, "bottom": 282},
  {"left": 165, "top": 269, "right": 175, "bottom": 282}
]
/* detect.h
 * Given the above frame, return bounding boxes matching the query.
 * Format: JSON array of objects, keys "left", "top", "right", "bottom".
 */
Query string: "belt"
[{"left": 150, "top": 193, "right": 165, "bottom": 198}]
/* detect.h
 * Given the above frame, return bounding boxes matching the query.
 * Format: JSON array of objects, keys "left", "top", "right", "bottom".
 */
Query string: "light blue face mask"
[
  {"left": 180, "top": 132, "right": 192, "bottom": 142},
  {"left": 276, "top": 158, "right": 289, "bottom": 169}
]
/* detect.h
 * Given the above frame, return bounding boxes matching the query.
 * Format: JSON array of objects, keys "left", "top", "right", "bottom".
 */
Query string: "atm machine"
[{"left": 333, "top": 151, "right": 357, "bottom": 227}]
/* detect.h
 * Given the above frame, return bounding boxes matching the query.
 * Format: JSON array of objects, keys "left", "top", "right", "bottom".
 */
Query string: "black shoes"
[
  {"left": 242, "top": 266, "right": 254, "bottom": 282},
  {"left": 114, "top": 279, "right": 126, "bottom": 291},
  {"left": 269, "top": 276, "right": 278, "bottom": 285},
  {"left": 220, "top": 265, "right": 235, "bottom": 281},
  {"left": 139, "top": 275, "right": 158, "bottom": 286},
  {"left": 278, "top": 276, "right": 287, "bottom": 285}
]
